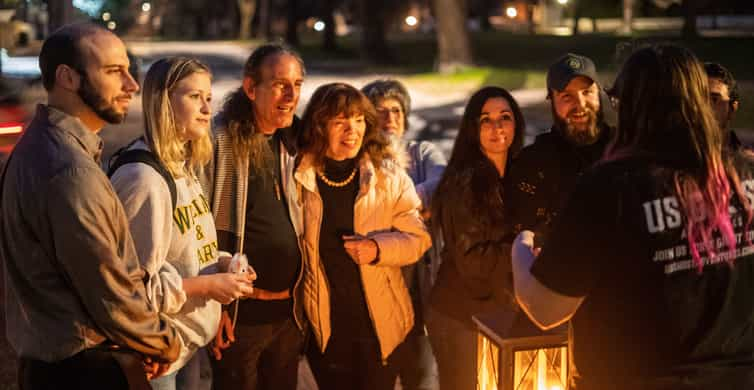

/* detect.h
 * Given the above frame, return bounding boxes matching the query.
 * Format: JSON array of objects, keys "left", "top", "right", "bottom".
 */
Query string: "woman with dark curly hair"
[
  {"left": 296, "top": 82, "right": 431, "bottom": 390},
  {"left": 428, "top": 86, "right": 525, "bottom": 390}
]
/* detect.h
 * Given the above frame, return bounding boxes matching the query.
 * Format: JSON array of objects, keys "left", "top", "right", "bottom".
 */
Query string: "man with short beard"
[
  {"left": 0, "top": 24, "right": 179, "bottom": 389},
  {"left": 506, "top": 53, "right": 614, "bottom": 248}
]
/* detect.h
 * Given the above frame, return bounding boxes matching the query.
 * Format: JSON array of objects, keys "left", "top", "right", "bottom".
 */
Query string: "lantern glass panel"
[
  {"left": 477, "top": 333, "right": 500, "bottom": 390},
  {"left": 512, "top": 346, "right": 567, "bottom": 390}
]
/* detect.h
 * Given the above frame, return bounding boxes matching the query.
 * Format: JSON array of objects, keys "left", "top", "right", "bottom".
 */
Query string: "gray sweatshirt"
[{"left": 110, "top": 141, "right": 221, "bottom": 375}]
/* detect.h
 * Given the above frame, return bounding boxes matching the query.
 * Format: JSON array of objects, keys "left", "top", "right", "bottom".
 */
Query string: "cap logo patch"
[{"left": 568, "top": 58, "right": 582, "bottom": 70}]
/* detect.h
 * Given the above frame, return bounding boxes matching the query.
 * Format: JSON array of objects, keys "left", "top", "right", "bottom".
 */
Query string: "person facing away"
[
  {"left": 427, "top": 86, "right": 525, "bottom": 390},
  {"left": 362, "top": 78, "right": 444, "bottom": 390},
  {"left": 704, "top": 62, "right": 743, "bottom": 151},
  {"left": 109, "top": 57, "right": 255, "bottom": 390},
  {"left": 505, "top": 52, "right": 615, "bottom": 247},
  {"left": 201, "top": 43, "right": 307, "bottom": 390},
  {"left": 295, "top": 82, "right": 431, "bottom": 390},
  {"left": 513, "top": 44, "right": 754, "bottom": 390},
  {"left": 0, "top": 23, "right": 179, "bottom": 389}
]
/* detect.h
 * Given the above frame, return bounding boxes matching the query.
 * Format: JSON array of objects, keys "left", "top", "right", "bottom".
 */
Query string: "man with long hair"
[
  {"left": 513, "top": 44, "right": 754, "bottom": 390},
  {"left": 202, "top": 43, "right": 306, "bottom": 390},
  {"left": 0, "top": 24, "right": 179, "bottom": 389},
  {"left": 506, "top": 53, "right": 615, "bottom": 247}
]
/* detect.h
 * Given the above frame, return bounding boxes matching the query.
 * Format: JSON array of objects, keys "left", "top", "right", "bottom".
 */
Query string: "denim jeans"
[
  {"left": 393, "top": 324, "right": 439, "bottom": 390},
  {"left": 151, "top": 349, "right": 213, "bottom": 390},
  {"left": 306, "top": 333, "right": 398, "bottom": 390},
  {"left": 211, "top": 317, "right": 303, "bottom": 390},
  {"left": 149, "top": 370, "right": 178, "bottom": 390},
  {"left": 426, "top": 307, "right": 479, "bottom": 390}
]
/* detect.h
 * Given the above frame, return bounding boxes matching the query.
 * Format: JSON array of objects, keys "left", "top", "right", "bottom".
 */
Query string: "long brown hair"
[
  {"left": 432, "top": 86, "right": 525, "bottom": 231},
  {"left": 606, "top": 44, "right": 750, "bottom": 271},
  {"left": 299, "top": 82, "right": 394, "bottom": 169},
  {"left": 215, "top": 43, "right": 305, "bottom": 171}
]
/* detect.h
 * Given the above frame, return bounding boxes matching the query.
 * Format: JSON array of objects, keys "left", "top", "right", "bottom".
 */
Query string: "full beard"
[
  {"left": 77, "top": 75, "right": 127, "bottom": 124},
  {"left": 552, "top": 105, "right": 601, "bottom": 146}
]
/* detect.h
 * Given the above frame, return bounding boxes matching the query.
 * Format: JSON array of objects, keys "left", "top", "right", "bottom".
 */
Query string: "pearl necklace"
[{"left": 318, "top": 168, "right": 357, "bottom": 188}]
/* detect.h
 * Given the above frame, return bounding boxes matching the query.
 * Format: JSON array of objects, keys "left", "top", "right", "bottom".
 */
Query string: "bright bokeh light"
[
  {"left": 314, "top": 21, "right": 325, "bottom": 32},
  {"left": 102, "top": 12, "right": 111, "bottom": 21},
  {"left": 550, "top": 386, "right": 563, "bottom": 390},
  {"left": 405, "top": 15, "right": 418, "bottom": 27},
  {"left": 107, "top": 21, "right": 117, "bottom": 30},
  {"left": 506, "top": 7, "right": 518, "bottom": 18},
  {"left": 557, "top": 0, "right": 569, "bottom": 4},
  {"left": 142, "top": 2, "right": 151, "bottom": 12},
  {"left": 73, "top": 0, "right": 105, "bottom": 17}
]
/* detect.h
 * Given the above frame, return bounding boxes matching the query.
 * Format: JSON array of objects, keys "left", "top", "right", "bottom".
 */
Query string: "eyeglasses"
[{"left": 376, "top": 107, "right": 403, "bottom": 117}]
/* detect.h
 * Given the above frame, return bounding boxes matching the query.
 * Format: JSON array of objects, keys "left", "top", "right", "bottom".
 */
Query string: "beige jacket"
[{"left": 295, "top": 155, "right": 431, "bottom": 360}]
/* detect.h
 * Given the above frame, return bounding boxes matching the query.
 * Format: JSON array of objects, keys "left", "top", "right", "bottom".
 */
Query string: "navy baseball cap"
[{"left": 547, "top": 53, "right": 598, "bottom": 93}]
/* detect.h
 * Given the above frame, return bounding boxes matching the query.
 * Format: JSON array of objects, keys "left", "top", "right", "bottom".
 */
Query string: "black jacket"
[
  {"left": 505, "top": 124, "right": 612, "bottom": 247},
  {"left": 430, "top": 168, "right": 517, "bottom": 327}
]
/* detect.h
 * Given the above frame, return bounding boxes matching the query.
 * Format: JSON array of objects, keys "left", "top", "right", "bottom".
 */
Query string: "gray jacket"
[
  {"left": 403, "top": 140, "right": 446, "bottom": 317},
  {"left": 0, "top": 105, "right": 179, "bottom": 362},
  {"left": 406, "top": 140, "right": 446, "bottom": 209}
]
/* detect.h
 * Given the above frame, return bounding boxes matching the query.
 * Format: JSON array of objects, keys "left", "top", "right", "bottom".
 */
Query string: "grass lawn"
[
  {"left": 299, "top": 30, "right": 754, "bottom": 78},
  {"left": 298, "top": 30, "right": 754, "bottom": 129}
]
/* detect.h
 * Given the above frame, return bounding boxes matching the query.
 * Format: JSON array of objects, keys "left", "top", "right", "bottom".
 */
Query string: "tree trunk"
[
  {"left": 359, "top": 0, "right": 392, "bottom": 64},
  {"left": 48, "top": 0, "right": 74, "bottom": 33},
  {"left": 433, "top": 0, "right": 472, "bottom": 72},
  {"left": 479, "top": 0, "right": 492, "bottom": 31},
  {"left": 256, "top": 0, "right": 270, "bottom": 40},
  {"left": 322, "top": 0, "right": 337, "bottom": 51},
  {"left": 285, "top": 0, "right": 300, "bottom": 46},
  {"left": 527, "top": 3, "right": 535, "bottom": 34},
  {"left": 620, "top": 0, "right": 633, "bottom": 35},
  {"left": 237, "top": 0, "right": 256, "bottom": 40},
  {"left": 682, "top": 0, "right": 698, "bottom": 39},
  {"left": 571, "top": 0, "right": 582, "bottom": 35}
]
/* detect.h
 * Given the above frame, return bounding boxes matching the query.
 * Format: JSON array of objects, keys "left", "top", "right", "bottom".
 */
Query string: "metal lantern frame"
[{"left": 474, "top": 311, "right": 568, "bottom": 390}]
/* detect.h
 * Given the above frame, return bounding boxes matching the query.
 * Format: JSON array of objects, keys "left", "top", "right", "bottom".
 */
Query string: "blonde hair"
[{"left": 142, "top": 57, "right": 213, "bottom": 177}]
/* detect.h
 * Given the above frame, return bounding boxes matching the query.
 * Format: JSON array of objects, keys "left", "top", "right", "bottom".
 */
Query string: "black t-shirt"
[
  {"left": 317, "top": 158, "right": 377, "bottom": 344},
  {"left": 239, "top": 133, "right": 301, "bottom": 324},
  {"left": 530, "top": 153, "right": 754, "bottom": 390}
]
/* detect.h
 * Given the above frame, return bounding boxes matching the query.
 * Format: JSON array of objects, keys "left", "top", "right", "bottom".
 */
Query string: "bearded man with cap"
[{"left": 505, "top": 53, "right": 615, "bottom": 248}]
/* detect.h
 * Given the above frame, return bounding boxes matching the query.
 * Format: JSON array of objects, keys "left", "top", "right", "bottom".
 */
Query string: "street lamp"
[
  {"left": 506, "top": 7, "right": 518, "bottom": 18},
  {"left": 405, "top": 15, "right": 418, "bottom": 27},
  {"left": 142, "top": 2, "right": 151, "bottom": 12},
  {"left": 313, "top": 21, "right": 325, "bottom": 32}
]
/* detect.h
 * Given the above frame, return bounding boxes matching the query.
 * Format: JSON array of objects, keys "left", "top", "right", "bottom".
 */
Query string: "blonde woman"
[{"left": 109, "top": 57, "right": 254, "bottom": 390}]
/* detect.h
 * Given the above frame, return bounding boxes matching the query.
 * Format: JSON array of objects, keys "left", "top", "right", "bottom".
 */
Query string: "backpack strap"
[{"left": 107, "top": 149, "right": 177, "bottom": 210}]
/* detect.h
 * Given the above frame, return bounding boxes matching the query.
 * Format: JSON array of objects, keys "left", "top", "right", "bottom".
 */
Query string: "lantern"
[{"left": 474, "top": 311, "right": 568, "bottom": 390}]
